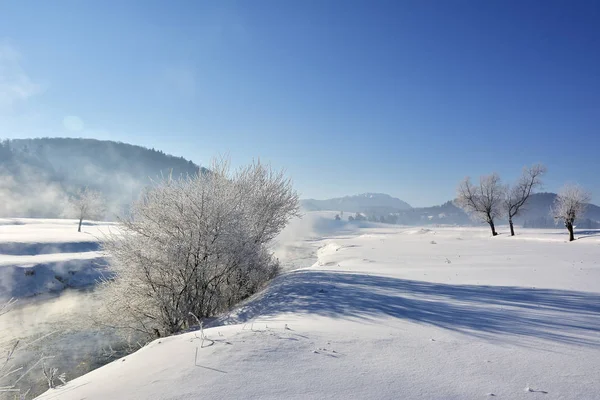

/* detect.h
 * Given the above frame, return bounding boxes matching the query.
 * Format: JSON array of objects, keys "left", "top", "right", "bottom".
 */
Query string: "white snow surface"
[
  {"left": 0, "top": 218, "right": 114, "bottom": 299},
  {"left": 36, "top": 213, "right": 600, "bottom": 399}
]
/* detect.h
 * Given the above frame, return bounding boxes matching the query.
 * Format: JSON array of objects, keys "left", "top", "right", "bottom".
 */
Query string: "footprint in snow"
[
  {"left": 524, "top": 386, "right": 548, "bottom": 394},
  {"left": 313, "top": 348, "right": 339, "bottom": 357}
]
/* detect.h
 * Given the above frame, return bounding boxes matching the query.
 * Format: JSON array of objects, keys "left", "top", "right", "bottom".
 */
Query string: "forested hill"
[
  {"left": 0, "top": 138, "right": 202, "bottom": 218},
  {"left": 302, "top": 193, "right": 412, "bottom": 213}
]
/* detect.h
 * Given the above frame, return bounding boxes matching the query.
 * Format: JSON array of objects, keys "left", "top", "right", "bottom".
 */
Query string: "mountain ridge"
[
  {"left": 301, "top": 193, "right": 412, "bottom": 213},
  {"left": 0, "top": 137, "right": 202, "bottom": 218}
]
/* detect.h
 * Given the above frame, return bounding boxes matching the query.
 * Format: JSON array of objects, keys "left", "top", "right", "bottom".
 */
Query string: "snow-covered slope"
[
  {"left": 0, "top": 218, "right": 114, "bottom": 299},
  {"left": 37, "top": 219, "right": 600, "bottom": 400}
]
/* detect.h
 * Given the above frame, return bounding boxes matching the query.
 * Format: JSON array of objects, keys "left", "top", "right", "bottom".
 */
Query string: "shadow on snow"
[
  {"left": 231, "top": 270, "right": 600, "bottom": 346},
  {"left": 0, "top": 241, "right": 101, "bottom": 256}
]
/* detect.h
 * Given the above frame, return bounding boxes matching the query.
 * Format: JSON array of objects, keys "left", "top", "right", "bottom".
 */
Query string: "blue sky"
[{"left": 1, "top": 0, "right": 599, "bottom": 206}]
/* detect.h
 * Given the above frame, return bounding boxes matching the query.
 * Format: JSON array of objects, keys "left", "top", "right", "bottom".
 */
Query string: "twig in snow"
[
  {"left": 189, "top": 312, "right": 213, "bottom": 348},
  {"left": 0, "top": 298, "right": 17, "bottom": 316},
  {"left": 42, "top": 359, "right": 67, "bottom": 389}
]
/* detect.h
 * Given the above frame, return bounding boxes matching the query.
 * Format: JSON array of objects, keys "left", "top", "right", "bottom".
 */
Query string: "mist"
[
  {"left": 0, "top": 290, "right": 134, "bottom": 398},
  {"left": 0, "top": 138, "right": 200, "bottom": 219}
]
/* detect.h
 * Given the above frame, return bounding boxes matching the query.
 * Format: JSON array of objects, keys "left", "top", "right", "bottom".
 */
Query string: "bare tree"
[
  {"left": 551, "top": 184, "right": 591, "bottom": 241},
  {"left": 98, "top": 159, "right": 300, "bottom": 338},
  {"left": 504, "top": 164, "right": 546, "bottom": 236},
  {"left": 456, "top": 173, "right": 504, "bottom": 236},
  {"left": 70, "top": 187, "right": 106, "bottom": 232}
]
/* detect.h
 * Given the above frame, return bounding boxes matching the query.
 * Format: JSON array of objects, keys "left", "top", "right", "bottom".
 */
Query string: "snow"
[
  {"left": 31, "top": 214, "right": 600, "bottom": 399},
  {"left": 0, "top": 218, "right": 114, "bottom": 299}
]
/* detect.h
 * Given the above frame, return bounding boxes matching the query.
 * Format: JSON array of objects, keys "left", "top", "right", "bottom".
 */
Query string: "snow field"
[
  {"left": 0, "top": 219, "right": 114, "bottom": 299},
  {"left": 36, "top": 218, "right": 600, "bottom": 399}
]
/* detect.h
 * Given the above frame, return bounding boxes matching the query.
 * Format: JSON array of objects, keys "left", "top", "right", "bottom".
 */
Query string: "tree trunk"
[
  {"left": 78, "top": 217, "right": 83, "bottom": 233},
  {"left": 567, "top": 222, "right": 574, "bottom": 242},
  {"left": 509, "top": 217, "right": 515, "bottom": 236},
  {"left": 489, "top": 219, "right": 498, "bottom": 236}
]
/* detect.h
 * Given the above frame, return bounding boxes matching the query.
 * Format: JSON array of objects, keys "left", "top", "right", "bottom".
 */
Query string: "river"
[{"left": 0, "top": 289, "right": 132, "bottom": 399}]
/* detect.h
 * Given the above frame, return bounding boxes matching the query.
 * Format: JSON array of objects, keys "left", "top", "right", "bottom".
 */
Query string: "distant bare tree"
[
  {"left": 456, "top": 173, "right": 504, "bottom": 236},
  {"left": 552, "top": 184, "right": 591, "bottom": 241},
  {"left": 504, "top": 164, "right": 546, "bottom": 236},
  {"left": 71, "top": 187, "right": 106, "bottom": 232}
]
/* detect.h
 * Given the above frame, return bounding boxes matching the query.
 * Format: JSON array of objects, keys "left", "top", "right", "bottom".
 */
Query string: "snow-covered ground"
[
  {"left": 0, "top": 218, "right": 114, "bottom": 299},
  {"left": 0, "top": 219, "right": 125, "bottom": 398},
  {"left": 35, "top": 213, "right": 600, "bottom": 399}
]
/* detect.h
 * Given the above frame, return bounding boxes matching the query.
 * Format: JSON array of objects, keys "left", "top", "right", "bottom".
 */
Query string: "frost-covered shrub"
[
  {"left": 552, "top": 184, "right": 591, "bottom": 242},
  {"left": 99, "top": 159, "right": 299, "bottom": 337}
]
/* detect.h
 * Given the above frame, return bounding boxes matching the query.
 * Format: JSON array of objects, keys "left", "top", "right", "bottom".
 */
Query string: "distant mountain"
[
  {"left": 307, "top": 192, "right": 600, "bottom": 228},
  {"left": 0, "top": 138, "right": 202, "bottom": 218},
  {"left": 301, "top": 193, "right": 412, "bottom": 213}
]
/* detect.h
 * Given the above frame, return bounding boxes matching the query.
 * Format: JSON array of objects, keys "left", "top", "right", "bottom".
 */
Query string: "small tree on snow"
[
  {"left": 71, "top": 187, "right": 106, "bottom": 232},
  {"left": 552, "top": 184, "right": 591, "bottom": 242},
  {"left": 456, "top": 173, "right": 504, "bottom": 236},
  {"left": 504, "top": 164, "right": 546, "bottom": 236}
]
